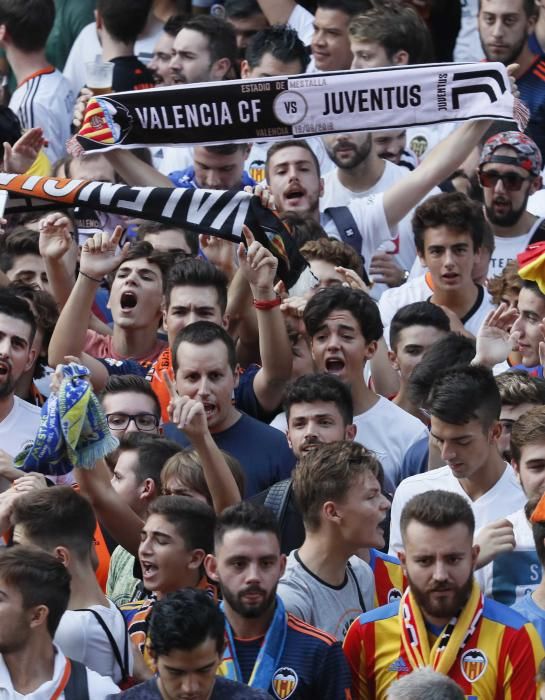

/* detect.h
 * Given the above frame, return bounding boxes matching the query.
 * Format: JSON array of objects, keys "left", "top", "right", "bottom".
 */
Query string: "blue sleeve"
[
  {"left": 399, "top": 435, "right": 428, "bottom": 481},
  {"left": 97, "top": 358, "right": 148, "bottom": 377},
  {"left": 235, "top": 365, "right": 278, "bottom": 422}
]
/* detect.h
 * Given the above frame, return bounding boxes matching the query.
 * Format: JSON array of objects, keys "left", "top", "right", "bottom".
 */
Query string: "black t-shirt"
[{"left": 111, "top": 56, "right": 155, "bottom": 92}]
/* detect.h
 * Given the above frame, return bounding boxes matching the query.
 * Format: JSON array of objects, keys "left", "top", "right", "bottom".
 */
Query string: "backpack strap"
[
  {"left": 64, "top": 659, "right": 89, "bottom": 700},
  {"left": 264, "top": 479, "right": 293, "bottom": 531},
  {"left": 76, "top": 608, "right": 129, "bottom": 682},
  {"left": 528, "top": 218, "right": 545, "bottom": 245},
  {"left": 323, "top": 206, "right": 372, "bottom": 286}
]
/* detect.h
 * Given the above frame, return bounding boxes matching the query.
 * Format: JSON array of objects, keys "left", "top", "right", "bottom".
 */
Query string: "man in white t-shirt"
[
  {"left": 302, "top": 286, "right": 428, "bottom": 493},
  {"left": 0, "top": 546, "right": 118, "bottom": 698},
  {"left": 1, "top": 0, "right": 73, "bottom": 162},
  {"left": 475, "top": 404, "right": 545, "bottom": 605},
  {"left": 277, "top": 441, "right": 389, "bottom": 640},
  {"left": 11, "top": 487, "right": 133, "bottom": 684},
  {"left": 379, "top": 192, "right": 495, "bottom": 345},
  {"left": 0, "top": 290, "right": 40, "bottom": 460},
  {"left": 478, "top": 131, "right": 544, "bottom": 277},
  {"left": 389, "top": 365, "right": 526, "bottom": 556}
]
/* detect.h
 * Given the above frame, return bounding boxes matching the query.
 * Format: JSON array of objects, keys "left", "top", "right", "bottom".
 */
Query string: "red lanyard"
[{"left": 50, "top": 659, "right": 71, "bottom": 700}]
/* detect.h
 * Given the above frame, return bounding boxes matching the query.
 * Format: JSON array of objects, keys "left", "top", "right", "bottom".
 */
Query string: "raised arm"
[
  {"left": 255, "top": 0, "right": 297, "bottom": 27},
  {"left": 105, "top": 149, "right": 173, "bottom": 188},
  {"left": 383, "top": 119, "right": 493, "bottom": 228},
  {"left": 165, "top": 373, "right": 241, "bottom": 512},
  {"left": 76, "top": 458, "right": 145, "bottom": 555},
  {"left": 236, "top": 226, "right": 292, "bottom": 413},
  {"left": 48, "top": 227, "right": 128, "bottom": 368}
]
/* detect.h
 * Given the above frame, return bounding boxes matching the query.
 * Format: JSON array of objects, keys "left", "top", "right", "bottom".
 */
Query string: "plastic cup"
[{"left": 85, "top": 61, "right": 114, "bottom": 95}]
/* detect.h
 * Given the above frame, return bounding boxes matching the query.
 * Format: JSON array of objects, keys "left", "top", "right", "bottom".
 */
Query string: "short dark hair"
[
  {"left": 293, "top": 441, "right": 382, "bottom": 530},
  {"left": 214, "top": 501, "right": 280, "bottom": 550},
  {"left": 426, "top": 365, "right": 501, "bottom": 429},
  {"left": 0, "top": 288, "right": 36, "bottom": 345},
  {"left": 122, "top": 241, "right": 172, "bottom": 289},
  {"left": 0, "top": 546, "right": 70, "bottom": 637},
  {"left": 304, "top": 286, "right": 383, "bottom": 344},
  {"left": 245, "top": 24, "right": 309, "bottom": 72},
  {"left": 284, "top": 372, "right": 354, "bottom": 426},
  {"left": 412, "top": 192, "right": 486, "bottom": 256},
  {"left": 0, "top": 0, "right": 54, "bottom": 51},
  {"left": 97, "top": 0, "right": 152, "bottom": 44},
  {"left": 182, "top": 15, "right": 237, "bottom": 66},
  {"left": 511, "top": 405, "right": 545, "bottom": 464},
  {"left": 172, "top": 321, "right": 236, "bottom": 374},
  {"left": 136, "top": 222, "right": 199, "bottom": 257},
  {"left": 163, "top": 13, "right": 186, "bottom": 37},
  {"left": 149, "top": 589, "right": 225, "bottom": 657},
  {"left": 317, "top": 0, "right": 370, "bottom": 16},
  {"left": 225, "top": 0, "right": 263, "bottom": 19},
  {"left": 348, "top": 4, "right": 433, "bottom": 64},
  {"left": 8, "top": 283, "right": 58, "bottom": 379},
  {"left": 389, "top": 301, "right": 450, "bottom": 350},
  {"left": 0, "top": 227, "right": 40, "bottom": 273},
  {"left": 265, "top": 140, "right": 320, "bottom": 181},
  {"left": 278, "top": 212, "right": 327, "bottom": 249},
  {"left": 148, "top": 495, "right": 215, "bottom": 554},
  {"left": 119, "top": 433, "right": 182, "bottom": 487},
  {"left": 520, "top": 279, "right": 545, "bottom": 303},
  {"left": 400, "top": 490, "right": 475, "bottom": 539},
  {"left": 101, "top": 374, "right": 162, "bottom": 418},
  {"left": 12, "top": 487, "right": 96, "bottom": 561},
  {"left": 495, "top": 370, "right": 545, "bottom": 407},
  {"left": 408, "top": 333, "right": 476, "bottom": 407},
  {"left": 165, "top": 257, "right": 228, "bottom": 312}
]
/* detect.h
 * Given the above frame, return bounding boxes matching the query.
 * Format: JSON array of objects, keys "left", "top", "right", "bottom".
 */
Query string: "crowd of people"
[{"left": 0, "top": 0, "right": 545, "bottom": 698}]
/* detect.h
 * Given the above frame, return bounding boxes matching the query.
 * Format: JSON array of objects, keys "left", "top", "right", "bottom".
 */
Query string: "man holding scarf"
[
  {"left": 344, "top": 490, "right": 545, "bottom": 699},
  {"left": 205, "top": 501, "right": 353, "bottom": 699}
]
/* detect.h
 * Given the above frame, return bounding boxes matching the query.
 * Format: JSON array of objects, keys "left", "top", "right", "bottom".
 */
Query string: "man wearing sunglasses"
[{"left": 478, "top": 131, "right": 544, "bottom": 278}]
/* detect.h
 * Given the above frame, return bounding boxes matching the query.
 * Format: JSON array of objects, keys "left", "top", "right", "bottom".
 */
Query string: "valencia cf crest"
[
  {"left": 272, "top": 667, "right": 299, "bottom": 699},
  {"left": 460, "top": 648, "right": 488, "bottom": 683}
]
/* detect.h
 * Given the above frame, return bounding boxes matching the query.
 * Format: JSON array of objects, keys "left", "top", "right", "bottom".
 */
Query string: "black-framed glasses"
[
  {"left": 105, "top": 412, "right": 159, "bottom": 431},
  {"left": 478, "top": 169, "right": 531, "bottom": 191}
]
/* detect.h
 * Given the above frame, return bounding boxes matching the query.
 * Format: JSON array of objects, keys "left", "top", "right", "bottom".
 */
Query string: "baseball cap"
[{"left": 479, "top": 131, "right": 542, "bottom": 176}]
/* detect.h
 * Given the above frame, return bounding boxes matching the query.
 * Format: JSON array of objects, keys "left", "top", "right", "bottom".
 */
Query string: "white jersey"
[
  {"left": 63, "top": 17, "right": 162, "bottom": 96},
  {"left": 489, "top": 218, "right": 544, "bottom": 278},
  {"left": 475, "top": 507, "right": 541, "bottom": 606},
  {"left": 278, "top": 551, "right": 375, "bottom": 640},
  {"left": 0, "top": 644, "right": 118, "bottom": 699},
  {"left": 388, "top": 464, "right": 525, "bottom": 556},
  {"left": 405, "top": 123, "right": 455, "bottom": 162},
  {"left": 379, "top": 274, "right": 494, "bottom": 345},
  {"left": 0, "top": 396, "right": 40, "bottom": 459},
  {"left": 454, "top": 0, "right": 485, "bottom": 62},
  {"left": 271, "top": 396, "right": 427, "bottom": 494},
  {"left": 151, "top": 145, "right": 193, "bottom": 176},
  {"left": 287, "top": 3, "right": 315, "bottom": 46},
  {"left": 9, "top": 67, "right": 73, "bottom": 162},
  {"left": 55, "top": 601, "right": 133, "bottom": 684}
]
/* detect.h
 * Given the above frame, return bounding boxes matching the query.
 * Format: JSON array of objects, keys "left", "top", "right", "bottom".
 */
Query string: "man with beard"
[
  {"left": 478, "top": 131, "right": 544, "bottom": 277},
  {"left": 344, "top": 489, "right": 544, "bottom": 698},
  {"left": 478, "top": 0, "right": 545, "bottom": 160},
  {"left": 205, "top": 501, "right": 354, "bottom": 699},
  {"left": 0, "top": 289, "right": 39, "bottom": 460}
]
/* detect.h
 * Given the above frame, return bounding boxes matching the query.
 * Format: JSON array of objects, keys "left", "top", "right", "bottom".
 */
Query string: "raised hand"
[
  {"left": 335, "top": 266, "right": 372, "bottom": 293},
  {"left": 475, "top": 303, "right": 520, "bottom": 368},
  {"left": 163, "top": 370, "right": 209, "bottom": 443},
  {"left": 369, "top": 252, "right": 405, "bottom": 287},
  {"left": 72, "top": 87, "right": 93, "bottom": 129},
  {"left": 238, "top": 225, "right": 278, "bottom": 297},
  {"left": 3, "top": 127, "right": 46, "bottom": 174},
  {"left": 80, "top": 226, "right": 129, "bottom": 281},
  {"left": 475, "top": 518, "right": 515, "bottom": 569},
  {"left": 39, "top": 213, "right": 73, "bottom": 260},
  {"left": 244, "top": 183, "right": 276, "bottom": 211}
]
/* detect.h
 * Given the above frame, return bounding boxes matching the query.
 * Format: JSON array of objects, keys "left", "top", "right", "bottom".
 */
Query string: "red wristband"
[{"left": 253, "top": 295, "right": 281, "bottom": 311}]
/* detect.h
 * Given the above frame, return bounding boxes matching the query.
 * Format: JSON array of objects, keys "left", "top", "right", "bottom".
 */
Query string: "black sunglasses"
[{"left": 478, "top": 169, "right": 531, "bottom": 192}]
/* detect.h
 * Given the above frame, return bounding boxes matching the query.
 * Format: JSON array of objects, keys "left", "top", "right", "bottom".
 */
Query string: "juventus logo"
[{"left": 451, "top": 69, "right": 507, "bottom": 108}]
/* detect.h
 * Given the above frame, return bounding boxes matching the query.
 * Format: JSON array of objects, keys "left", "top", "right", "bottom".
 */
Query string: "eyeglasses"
[
  {"left": 478, "top": 169, "right": 532, "bottom": 191},
  {"left": 105, "top": 412, "right": 159, "bottom": 431}
]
